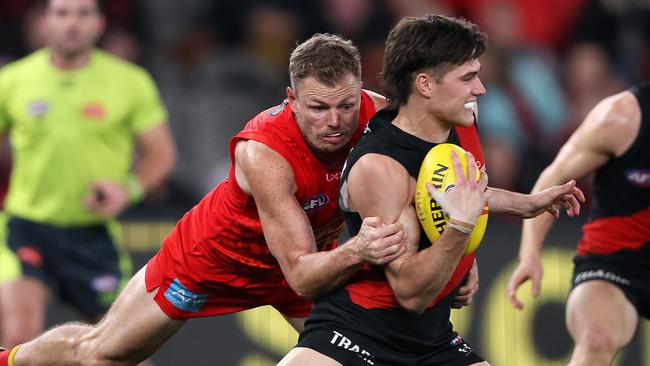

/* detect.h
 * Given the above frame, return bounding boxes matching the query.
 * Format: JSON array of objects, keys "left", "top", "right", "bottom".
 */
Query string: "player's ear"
[
  {"left": 414, "top": 72, "right": 433, "bottom": 98},
  {"left": 286, "top": 86, "right": 295, "bottom": 101},
  {"left": 286, "top": 86, "right": 298, "bottom": 110}
]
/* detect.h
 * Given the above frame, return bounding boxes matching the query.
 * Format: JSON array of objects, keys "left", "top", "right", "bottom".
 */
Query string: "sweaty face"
[
  {"left": 429, "top": 59, "right": 486, "bottom": 128},
  {"left": 46, "top": 0, "right": 104, "bottom": 56},
  {"left": 289, "top": 73, "right": 362, "bottom": 159}
]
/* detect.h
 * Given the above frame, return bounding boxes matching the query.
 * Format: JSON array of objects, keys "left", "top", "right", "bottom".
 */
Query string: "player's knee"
[{"left": 576, "top": 327, "right": 619, "bottom": 354}]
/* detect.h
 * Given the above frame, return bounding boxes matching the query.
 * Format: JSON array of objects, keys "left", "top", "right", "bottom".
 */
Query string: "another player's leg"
[
  {"left": 7, "top": 266, "right": 186, "bottom": 366},
  {"left": 566, "top": 281, "right": 638, "bottom": 366}
]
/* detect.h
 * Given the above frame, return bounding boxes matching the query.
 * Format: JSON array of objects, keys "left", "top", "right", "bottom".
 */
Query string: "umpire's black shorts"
[{"left": 2, "top": 215, "right": 131, "bottom": 317}]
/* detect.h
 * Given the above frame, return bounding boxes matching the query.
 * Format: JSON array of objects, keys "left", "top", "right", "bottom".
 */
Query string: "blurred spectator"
[
  {"left": 314, "top": 0, "right": 394, "bottom": 91},
  {"left": 562, "top": 42, "right": 625, "bottom": 135},
  {"left": 161, "top": 0, "right": 247, "bottom": 78},
  {"left": 19, "top": 1, "right": 48, "bottom": 54},
  {"left": 386, "top": 0, "right": 453, "bottom": 18},
  {"left": 0, "top": 0, "right": 48, "bottom": 63},
  {"left": 475, "top": 1, "right": 567, "bottom": 190},
  {"left": 572, "top": 0, "right": 650, "bottom": 83},
  {"left": 153, "top": 1, "right": 306, "bottom": 200},
  {"left": 447, "top": 0, "right": 586, "bottom": 50},
  {"left": 100, "top": 26, "right": 142, "bottom": 64},
  {"left": 555, "top": 42, "right": 626, "bottom": 204},
  {"left": 244, "top": 2, "right": 303, "bottom": 75}
]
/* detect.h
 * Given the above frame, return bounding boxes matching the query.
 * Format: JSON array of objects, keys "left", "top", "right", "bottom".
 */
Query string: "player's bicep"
[
  {"left": 347, "top": 154, "right": 420, "bottom": 272},
  {"left": 235, "top": 141, "right": 316, "bottom": 267},
  {"left": 541, "top": 94, "right": 633, "bottom": 185},
  {"left": 544, "top": 133, "right": 608, "bottom": 184},
  {"left": 347, "top": 154, "right": 407, "bottom": 221}
]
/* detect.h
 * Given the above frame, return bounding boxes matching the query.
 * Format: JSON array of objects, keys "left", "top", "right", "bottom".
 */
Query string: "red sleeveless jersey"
[{"left": 162, "top": 91, "right": 376, "bottom": 270}]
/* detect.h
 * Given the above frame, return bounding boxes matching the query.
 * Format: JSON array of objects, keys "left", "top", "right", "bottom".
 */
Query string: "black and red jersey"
[
  {"left": 578, "top": 82, "right": 650, "bottom": 255},
  {"left": 334, "top": 108, "right": 485, "bottom": 312}
]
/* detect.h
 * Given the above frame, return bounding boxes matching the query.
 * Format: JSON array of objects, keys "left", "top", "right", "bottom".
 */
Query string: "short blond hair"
[{"left": 289, "top": 33, "right": 361, "bottom": 89}]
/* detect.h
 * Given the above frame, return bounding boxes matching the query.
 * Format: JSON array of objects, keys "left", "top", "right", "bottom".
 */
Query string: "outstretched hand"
[
  {"left": 507, "top": 256, "right": 543, "bottom": 310},
  {"left": 523, "top": 180, "right": 585, "bottom": 219}
]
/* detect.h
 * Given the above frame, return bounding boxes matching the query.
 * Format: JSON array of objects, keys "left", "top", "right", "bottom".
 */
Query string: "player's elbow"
[
  {"left": 394, "top": 292, "right": 429, "bottom": 314},
  {"left": 158, "top": 140, "right": 176, "bottom": 178},
  {"left": 299, "top": 289, "right": 318, "bottom": 301},
  {"left": 284, "top": 273, "right": 318, "bottom": 301},
  {"left": 291, "top": 282, "right": 315, "bottom": 300},
  {"left": 389, "top": 279, "right": 432, "bottom": 313}
]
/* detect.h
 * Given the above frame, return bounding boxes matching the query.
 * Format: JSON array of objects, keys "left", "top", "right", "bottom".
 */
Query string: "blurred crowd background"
[
  {"left": 3, "top": 1, "right": 650, "bottom": 364},
  {"left": 2, "top": 0, "right": 650, "bottom": 214}
]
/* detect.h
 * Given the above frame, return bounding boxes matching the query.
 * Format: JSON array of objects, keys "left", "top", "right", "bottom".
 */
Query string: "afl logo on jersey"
[
  {"left": 302, "top": 194, "right": 329, "bottom": 211},
  {"left": 625, "top": 169, "right": 650, "bottom": 187},
  {"left": 27, "top": 100, "right": 50, "bottom": 117}
]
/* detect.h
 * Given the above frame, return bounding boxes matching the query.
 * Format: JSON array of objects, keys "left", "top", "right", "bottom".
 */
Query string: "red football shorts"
[{"left": 145, "top": 238, "right": 312, "bottom": 320}]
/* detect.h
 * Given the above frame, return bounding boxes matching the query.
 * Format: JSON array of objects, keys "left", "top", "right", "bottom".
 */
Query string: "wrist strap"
[
  {"left": 127, "top": 174, "right": 145, "bottom": 204},
  {"left": 8, "top": 344, "right": 22, "bottom": 366},
  {"left": 447, "top": 218, "right": 475, "bottom": 234}
]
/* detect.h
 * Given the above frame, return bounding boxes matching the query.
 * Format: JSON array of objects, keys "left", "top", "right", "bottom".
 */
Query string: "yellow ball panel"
[{"left": 414, "top": 143, "right": 488, "bottom": 254}]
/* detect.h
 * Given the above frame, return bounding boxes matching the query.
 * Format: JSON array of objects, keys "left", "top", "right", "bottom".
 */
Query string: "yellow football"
[{"left": 414, "top": 143, "right": 488, "bottom": 254}]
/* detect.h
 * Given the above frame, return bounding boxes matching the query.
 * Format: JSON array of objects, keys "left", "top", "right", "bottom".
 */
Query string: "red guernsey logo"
[{"left": 82, "top": 102, "right": 106, "bottom": 120}]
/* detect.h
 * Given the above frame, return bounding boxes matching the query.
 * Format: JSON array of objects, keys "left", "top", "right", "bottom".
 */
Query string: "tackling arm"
[{"left": 234, "top": 140, "right": 404, "bottom": 300}]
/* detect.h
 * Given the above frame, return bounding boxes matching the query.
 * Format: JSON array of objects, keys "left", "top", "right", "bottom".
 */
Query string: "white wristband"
[{"left": 447, "top": 218, "right": 474, "bottom": 234}]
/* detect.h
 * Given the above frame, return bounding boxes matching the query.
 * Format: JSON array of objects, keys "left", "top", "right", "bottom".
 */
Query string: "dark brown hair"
[
  {"left": 380, "top": 14, "right": 487, "bottom": 105},
  {"left": 289, "top": 33, "right": 361, "bottom": 89}
]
